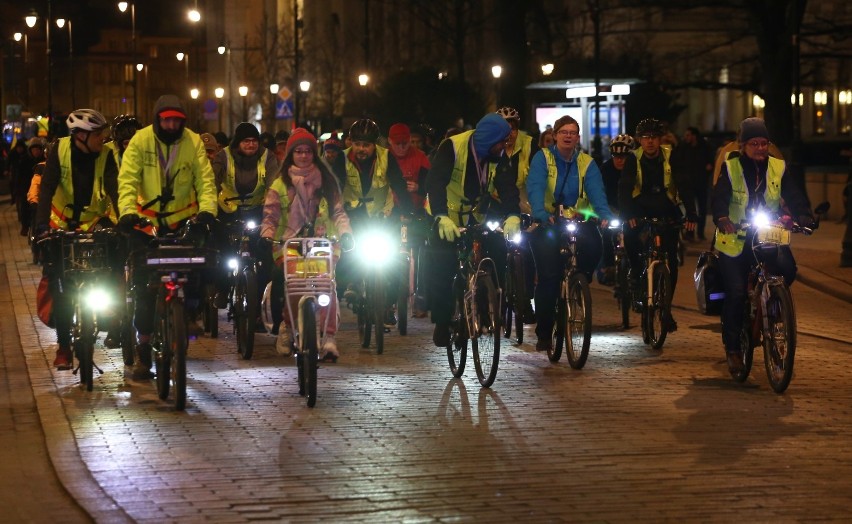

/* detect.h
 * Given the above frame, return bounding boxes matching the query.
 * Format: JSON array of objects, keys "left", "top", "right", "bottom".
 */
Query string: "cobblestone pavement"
[{"left": 3, "top": 203, "right": 852, "bottom": 522}]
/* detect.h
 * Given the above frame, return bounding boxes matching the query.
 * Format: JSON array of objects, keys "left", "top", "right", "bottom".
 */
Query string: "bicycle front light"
[
  {"left": 486, "top": 220, "right": 501, "bottom": 232},
  {"left": 358, "top": 231, "right": 395, "bottom": 266},
  {"left": 227, "top": 258, "right": 239, "bottom": 270},
  {"left": 753, "top": 211, "right": 771, "bottom": 229},
  {"left": 566, "top": 222, "right": 578, "bottom": 233},
  {"left": 317, "top": 294, "right": 331, "bottom": 307},
  {"left": 511, "top": 232, "right": 522, "bottom": 244},
  {"left": 609, "top": 218, "right": 621, "bottom": 229},
  {"left": 246, "top": 220, "right": 258, "bottom": 230},
  {"left": 84, "top": 288, "right": 112, "bottom": 311}
]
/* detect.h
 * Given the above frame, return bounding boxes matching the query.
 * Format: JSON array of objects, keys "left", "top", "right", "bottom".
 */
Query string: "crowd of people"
[{"left": 3, "top": 92, "right": 817, "bottom": 379}]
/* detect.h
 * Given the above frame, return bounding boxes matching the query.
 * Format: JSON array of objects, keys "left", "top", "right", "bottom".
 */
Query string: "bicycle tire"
[
  {"left": 300, "top": 298, "right": 319, "bottom": 407},
  {"left": 731, "top": 322, "right": 753, "bottom": 383},
  {"left": 763, "top": 282, "right": 796, "bottom": 393},
  {"left": 447, "top": 277, "right": 467, "bottom": 378},
  {"left": 648, "top": 264, "right": 671, "bottom": 350},
  {"left": 565, "top": 274, "right": 592, "bottom": 370},
  {"left": 359, "top": 290, "right": 372, "bottom": 349},
  {"left": 548, "top": 296, "right": 565, "bottom": 363},
  {"left": 510, "top": 252, "right": 527, "bottom": 344},
  {"left": 472, "top": 268, "right": 500, "bottom": 388},
  {"left": 77, "top": 307, "right": 96, "bottom": 391},
  {"left": 155, "top": 294, "right": 171, "bottom": 401},
  {"left": 236, "top": 267, "right": 258, "bottom": 360},
  {"left": 616, "top": 254, "right": 630, "bottom": 329},
  {"left": 120, "top": 293, "right": 136, "bottom": 366},
  {"left": 502, "top": 300, "right": 513, "bottom": 340},
  {"left": 168, "top": 299, "right": 188, "bottom": 410},
  {"left": 398, "top": 260, "right": 409, "bottom": 336},
  {"left": 203, "top": 283, "right": 218, "bottom": 338},
  {"left": 372, "top": 272, "right": 385, "bottom": 355}
]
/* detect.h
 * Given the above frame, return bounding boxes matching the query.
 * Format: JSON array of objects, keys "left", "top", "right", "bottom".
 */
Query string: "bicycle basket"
[
  {"left": 756, "top": 224, "right": 791, "bottom": 246},
  {"left": 284, "top": 238, "right": 333, "bottom": 278},
  {"left": 48, "top": 231, "right": 119, "bottom": 277}
]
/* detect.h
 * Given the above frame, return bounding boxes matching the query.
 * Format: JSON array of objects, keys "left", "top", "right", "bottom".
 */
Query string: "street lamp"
[
  {"left": 56, "top": 18, "right": 74, "bottom": 108},
  {"left": 13, "top": 32, "right": 29, "bottom": 108},
  {"left": 358, "top": 74, "right": 369, "bottom": 87},
  {"left": 299, "top": 81, "right": 310, "bottom": 124},
  {"left": 491, "top": 65, "right": 502, "bottom": 109},
  {"left": 118, "top": 1, "right": 137, "bottom": 116},
  {"left": 24, "top": 3, "right": 54, "bottom": 131},
  {"left": 541, "top": 63, "right": 554, "bottom": 76},
  {"left": 215, "top": 87, "right": 225, "bottom": 132},
  {"left": 238, "top": 85, "right": 248, "bottom": 121}
]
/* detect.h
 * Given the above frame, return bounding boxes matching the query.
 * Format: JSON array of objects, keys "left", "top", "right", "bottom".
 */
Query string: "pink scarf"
[{"left": 288, "top": 164, "right": 323, "bottom": 226}]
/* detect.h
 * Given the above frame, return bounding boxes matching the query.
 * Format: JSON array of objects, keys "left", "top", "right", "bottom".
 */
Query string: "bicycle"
[
  {"left": 283, "top": 236, "right": 336, "bottom": 407},
  {"left": 609, "top": 219, "right": 631, "bottom": 330},
  {"left": 729, "top": 203, "right": 827, "bottom": 393},
  {"left": 40, "top": 228, "right": 121, "bottom": 391},
  {"left": 127, "top": 220, "right": 218, "bottom": 410},
  {"left": 502, "top": 215, "right": 532, "bottom": 345},
  {"left": 546, "top": 208, "right": 592, "bottom": 369},
  {"left": 445, "top": 221, "right": 502, "bottom": 388},
  {"left": 352, "top": 224, "right": 396, "bottom": 354}
]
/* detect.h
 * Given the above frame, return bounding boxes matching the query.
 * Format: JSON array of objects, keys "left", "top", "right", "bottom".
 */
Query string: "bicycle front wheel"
[
  {"left": 565, "top": 274, "right": 592, "bottom": 370},
  {"left": 447, "top": 278, "right": 467, "bottom": 378},
  {"left": 166, "top": 298, "right": 187, "bottom": 410},
  {"left": 616, "top": 253, "right": 630, "bottom": 329},
  {"left": 77, "top": 307, "right": 96, "bottom": 391},
  {"left": 398, "top": 257, "right": 409, "bottom": 336},
  {"left": 648, "top": 264, "right": 672, "bottom": 350},
  {"left": 471, "top": 268, "right": 500, "bottom": 388},
  {"left": 155, "top": 294, "right": 171, "bottom": 401},
  {"left": 298, "top": 299, "right": 319, "bottom": 407},
  {"left": 371, "top": 272, "right": 385, "bottom": 354},
  {"left": 235, "top": 267, "right": 258, "bottom": 360},
  {"left": 763, "top": 282, "right": 796, "bottom": 393},
  {"left": 202, "top": 282, "right": 218, "bottom": 338},
  {"left": 548, "top": 296, "right": 565, "bottom": 363}
]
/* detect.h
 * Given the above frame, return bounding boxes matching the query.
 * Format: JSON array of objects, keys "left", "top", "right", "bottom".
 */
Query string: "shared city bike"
[{"left": 729, "top": 204, "right": 827, "bottom": 393}]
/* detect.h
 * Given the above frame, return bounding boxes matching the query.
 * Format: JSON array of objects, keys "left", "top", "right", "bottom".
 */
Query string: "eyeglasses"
[
  {"left": 745, "top": 140, "right": 769, "bottom": 148},
  {"left": 241, "top": 138, "right": 259, "bottom": 144},
  {"left": 293, "top": 148, "right": 314, "bottom": 155},
  {"left": 556, "top": 129, "right": 579, "bottom": 137}
]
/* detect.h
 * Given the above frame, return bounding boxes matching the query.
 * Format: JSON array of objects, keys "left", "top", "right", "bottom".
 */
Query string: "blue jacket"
[{"left": 527, "top": 145, "right": 612, "bottom": 223}]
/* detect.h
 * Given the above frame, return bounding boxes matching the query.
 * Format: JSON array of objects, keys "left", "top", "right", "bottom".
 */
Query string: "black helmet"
[
  {"left": 635, "top": 118, "right": 665, "bottom": 138},
  {"left": 348, "top": 118, "right": 380, "bottom": 144},
  {"left": 112, "top": 115, "right": 142, "bottom": 144}
]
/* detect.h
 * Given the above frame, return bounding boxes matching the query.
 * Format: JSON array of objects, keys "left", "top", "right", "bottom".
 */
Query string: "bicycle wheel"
[
  {"left": 548, "top": 296, "right": 565, "bottom": 363},
  {"left": 502, "top": 299, "right": 513, "bottom": 340},
  {"left": 235, "top": 267, "right": 258, "bottom": 360},
  {"left": 510, "top": 251, "right": 526, "bottom": 344},
  {"left": 202, "top": 283, "right": 218, "bottom": 338},
  {"left": 167, "top": 298, "right": 188, "bottom": 410},
  {"left": 648, "top": 264, "right": 672, "bottom": 350},
  {"left": 398, "top": 258, "right": 409, "bottom": 336},
  {"left": 615, "top": 254, "right": 630, "bottom": 329},
  {"left": 120, "top": 292, "right": 136, "bottom": 366},
  {"left": 372, "top": 272, "right": 385, "bottom": 355},
  {"left": 299, "top": 298, "right": 319, "bottom": 407},
  {"left": 77, "top": 307, "right": 96, "bottom": 391},
  {"left": 447, "top": 278, "right": 467, "bottom": 378},
  {"left": 762, "top": 282, "right": 796, "bottom": 393},
  {"left": 471, "top": 268, "right": 500, "bottom": 388},
  {"left": 731, "top": 319, "right": 754, "bottom": 383},
  {"left": 155, "top": 294, "right": 171, "bottom": 401},
  {"left": 565, "top": 274, "right": 592, "bottom": 370},
  {"left": 358, "top": 293, "right": 372, "bottom": 348}
]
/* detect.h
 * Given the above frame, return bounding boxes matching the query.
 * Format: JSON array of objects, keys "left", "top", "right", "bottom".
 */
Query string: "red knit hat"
[
  {"left": 388, "top": 123, "right": 411, "bottom": 143},
  {"left": 285, "top": 128, "right": 318, "bottom": 158}
]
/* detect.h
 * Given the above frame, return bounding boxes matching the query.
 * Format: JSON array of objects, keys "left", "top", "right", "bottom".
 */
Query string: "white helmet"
[
  {"left": 496, "top": 106, "right": 520, "bottom": 121},
  {"left": 66, "top": 109, "right": 109, "bottom": 133}
]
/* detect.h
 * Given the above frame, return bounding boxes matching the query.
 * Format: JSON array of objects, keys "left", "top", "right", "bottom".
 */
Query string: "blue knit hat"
[
  {"left": 739, "top": 117, "right": 769, "bottom": 144},
  {"left": 471, "top": 113, "right": 511, "bottom": 158}
]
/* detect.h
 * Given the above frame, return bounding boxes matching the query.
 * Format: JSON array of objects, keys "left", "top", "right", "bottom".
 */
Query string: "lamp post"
[
  {"left": 118, "top": 2, "right": 137, "bottom": 115},
  {"left": 491, "top": 65, "right": 502, "bottom": 110},
  {"left": 238, "top": 85, "right": 248, "bottom": 122},
  {"left": 13, "top": 32, "right": 28, "bottom": 108},
  {"left": 56, "top": 18, "right": 74, "bottom": 108},
  {"left": 188, "top": 3, "right": 201, "bottom": 129},
  {"left": 358, "top": 74, "right": 369, "bottom": 116},
  {"left": 299, "top": 80, "right": 310, "bottom": 126},
  {"left": 269, "top": 83, "right": 279, "bottom": 133},
  {"left": 25, "top": 1, "right": 53, "bottom": 129},
  {"left": 215, "top": 87, "right": 225, "bottom": 132},
  {"left": 218, "top": 41, "right": 231, "bottom": 131}
]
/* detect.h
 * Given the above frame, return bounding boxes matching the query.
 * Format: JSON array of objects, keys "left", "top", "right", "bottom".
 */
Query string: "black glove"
[
  {"left": 258, "top": 236, "right": 274, "bottom": 257},
  {"left": 798, "top": 214, "right": 816, "bottom": 229},
  {"left": 118, "top": 214, "right": 141, "bottom": 233},
  {"left": 195, "top": 211, "right": 215, "bottom": 226},
  {"left": 340, "top": 232, "right": 355, "bottom": 252},
  {"left": 34, "top": 224, "right": 51, "bottom": 241}
]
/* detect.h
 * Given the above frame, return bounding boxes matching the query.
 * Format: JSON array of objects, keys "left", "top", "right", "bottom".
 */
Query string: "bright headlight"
[
  {"left": 84, "top": 288, "right": 112, "bottom": 311},
  {"left": 246, "top": 220, "right": 257, "bottom": 230},
  {"left": 227, "top": 258, "right": 238, "bottom": 270},
  {"left": 358, "top": 231, "right": 394, "bottom": 265},
  {"left": 511, "top": 233, "right": 522, "bottom": 244},
  {"left": 754, "top": 212, "right": 771, "bottom": 229},
  {"left": 566, "top": 222, "right": 577, "bottom": 233},
  {"left": 609, "top": 218, "right": 621, "bottom": 229},
  {"left": 317, "top": 294, "right": 331, "bottom": 307},
  {"left": 486, "top": 220, "right": 500, "bottom": 232}
]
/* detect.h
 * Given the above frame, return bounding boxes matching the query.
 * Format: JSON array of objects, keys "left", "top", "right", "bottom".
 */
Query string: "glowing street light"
[
  {"left": 358, "top": 74, "right": 369, "bottom": 87},
  {"left": 541, "top": 63, "right": 554, "bottom": 76},
  {"left": 491, "top": 65, "right": 502, "bottom": 79},
  {"left": 190, "top": 88, "right": 199, "bottom": 100},
  {"left": 188, "top": 9, "right": 201, "bottom": 23}
]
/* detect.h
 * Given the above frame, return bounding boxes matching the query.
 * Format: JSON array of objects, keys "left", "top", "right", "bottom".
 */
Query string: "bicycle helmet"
[
  {"left": 635, "top": 118, "right": 664, "bottom": 137},
  {"left": 609, "top": 133, "right": 636, "bottom": 155},
  {"left": 496, "top": 106, "right": 520, "bottom": 121},
  {"left": 348, "top": 118, "right": 380, "bottom": 144},
  {"left": 112, "top": 115, "right": 142, "bottom": 144},
  {"left": 66, "top": 109, "right": 108, "bottom": 133}
]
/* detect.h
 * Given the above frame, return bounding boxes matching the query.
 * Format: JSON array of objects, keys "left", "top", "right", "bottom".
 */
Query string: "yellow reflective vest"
[
  {"left": 631, "top": 145, "right": 678, "bottom": 204},
  {"left": 715, "top": 156, "right": 784, "bottom": 257},
  {"left": 217, "top": 148, "right": 270, "bottom": 213},
  {"left": 540, "top": 147, "right": 594, "bottom": 217},
  {"left": 49, "top": 137, "right": 115, "bottom": 230},
  {"left": 342, "top": 146, "right": 392, "bottom": 217}
]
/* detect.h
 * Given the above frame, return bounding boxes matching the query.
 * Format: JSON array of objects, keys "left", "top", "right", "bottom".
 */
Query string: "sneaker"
[
  {"left": 187, "top": 319, "right": 204, "bottom": 339},
  {"left": 270, "top": 321, "right": 281, "bottom": 336},
  {"left": 132, "top": 343, "right": 153, "bottom": 378},
  {"left": 214, "top": 291, "right": 229, "bottom": 309},
  {"left": 384, "top": 309, "right": 397, "bottom": 328},
  {"left": 53, "top": 345, "right": 73, "bottom": 370},
  {"left": 103, "top": 332, "right": 120, "bottom": 349},
  {"left": 321, "top": 335, "right": 339, "bottom": 362},
  {"left": 343, "top": 284, "right": 358, "bottom": 305},
  {"left": 535, "top": 339, "right": 552, "bottom": 352},
  {"left": 664, "top": 313, "right": 678, "bottom": 333},
  {"left": 276, "top": 328, "right": 293, "bottom": 356},
  {"left": 432, "top": 322, "right": 451, "bottom": 347},
  {"left": 726, "top": 350, "right": 745, "bottom": 375}
]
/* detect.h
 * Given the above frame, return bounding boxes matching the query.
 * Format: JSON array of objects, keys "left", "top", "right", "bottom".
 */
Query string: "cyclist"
[
  {"left": 712, "top": 117, "right": 814, "bottom": 375},
  {"left": 333, "top": 118, "right": 412, "bottom": 327},
  {"left": 425, "top": 112, "right": 515, "bottom": 346},
  {"left": 200, "top": 133, "right": 220, "bottom": 162},
  {"left": 35, "top": 109, "right": 118, "bottom": 370},
  {"left": 261, "top": 128, "right": 352, "bottom": 361},
  {"left": 526, "top": 115, "right": 612, "bottom": 352},
  {"left": 111, "top": 115, "right": 143, "bottom": 167},
  {"left": 210, "top": 122, "right": 280, "bottom": 334},
  {"left": 597, "top": 133, "right": 635, "bottom": 284},
  {"left": 618, "top": 118, "right": 696, "bottom": 332},
  {"left": 117, "top": 94, "right": 218, "bottom": 377}
]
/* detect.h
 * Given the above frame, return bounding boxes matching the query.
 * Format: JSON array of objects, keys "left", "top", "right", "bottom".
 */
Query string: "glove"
[
  {"left": 717, "top": 217, "right": 736, "bottom": 235},
  {"left": 798, "top": 214, "right": 816, "bottom": 229},
  {"left": 340, "top": 232, "right": 355, "bottom": 252},
  {"left": 34, "top": 224, "right": 51, "bottom": 241},
  {"left": 503, "top": 215, "right": 521, "bottom": 240},
  {"left": 436, "top": 215, "right": 460, "bottom": 242},
  {"left": 118, "top": 214, "right": 141, "bottom": 233},
  {"left": 258, "top": 236, "right": 274, "bottom": 257},
  {"left": 195, "top": 211, "right": 215, "bottom": 226}
]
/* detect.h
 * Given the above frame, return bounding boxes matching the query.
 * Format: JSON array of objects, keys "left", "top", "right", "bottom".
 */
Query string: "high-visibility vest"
[
  {"left": 541, "top": 147, "right": 594, "bottom": 217},
  {"left": 49, "top": 137, "right": 115, "bottom": 230},
  {"left": 217, "top": 148, "right": 269, "bottom": 212},
  {"left": 342, "top": 145, "right": 392, "bottom": 217},
  {"left": 631, "top": 145, "right": 677, "bottom": 204}
]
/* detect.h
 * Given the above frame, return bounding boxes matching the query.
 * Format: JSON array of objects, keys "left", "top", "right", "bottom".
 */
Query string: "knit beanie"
[
  {"left": 230, "top": 122, "right": 260, "bottom": 149},
  {"left": 388, "top": 123, "right": 411, "bottom": 143},
  {"left": 739, "top": 117, "right": 769, "bottom": 144},
  {"left": 285, "top": 128, "right": 318, "bottom": 158},
  {"left": 471, "top": 113, "right": 511, "bottom": 158},
  {"left": 323, "top": 136, "right": 343, "bottom": 152}
]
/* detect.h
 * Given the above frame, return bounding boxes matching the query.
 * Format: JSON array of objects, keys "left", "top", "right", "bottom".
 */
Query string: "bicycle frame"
[{"left": 284, "top": 237, "right": 335, "bottom": 350}]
